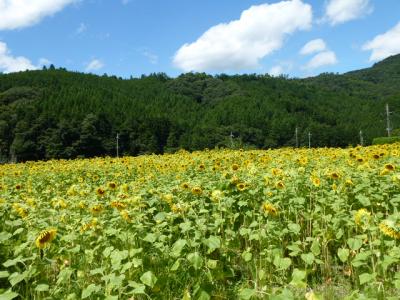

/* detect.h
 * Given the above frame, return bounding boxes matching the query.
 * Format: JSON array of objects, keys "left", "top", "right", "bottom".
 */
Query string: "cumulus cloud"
[
  {"left": 362, "top": 22, "right": 400, "bottom": 61},
  {"left": 85, "top": 59, "right": 104, "bottom": 72},
  {"left": 269, "top": 65, "right": 284, "bottom": 77},
  {"left": 0, "top": 41, "right": 37, "bottom": 73},
  {"left": 0, "top": 0, "right": 76, "bottom": 30},
  {"left": 173, "top": 0, "right": 312, "bottom": 72},
  {"left": 38, "top": 58, "right": 51, "bottom": 66},
  {"left": 300, "top": 39, "right": 326, "bottom": 55},
  {"left": 324, "top": 0, "right": 372, "bottom": 26},
  {"left": 304, "top": 51, "right": 338, "bottom": 70}
]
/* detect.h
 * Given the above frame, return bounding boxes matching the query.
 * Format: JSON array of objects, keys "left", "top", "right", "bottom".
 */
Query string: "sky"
[{"left": 0, "top": 0, "right": 400, "bottom": 78}]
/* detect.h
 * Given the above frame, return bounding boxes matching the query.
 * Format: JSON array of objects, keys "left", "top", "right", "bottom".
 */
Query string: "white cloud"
[
  {"left": 324, "top": 0, "right": 372, "bottom": 26},
  {"left": 0, "top": 41, "right": 37, "bottom": 73},
  {"left": 304, "top": 50, "right": 338, "bottom": 70},
  {"left": 269, "top": 65, "right": 284, "bottom": 77},
  {"left": 300, "top": 39, "right": 326, "bottom": 55},
  {"left": 173, "top": 0, "right": 312, "bottom": 72},
  {"left": 76, "top": 22, "right": 87, "bottom": 35},
  {"left": 38, "top": 58, "right": 51, "bottom": 66},
  {"left": 0, "top": 0, "right": 77, "bottom": 30},
  {"left": 362, "top": 22, "right": 400, "bottom": 62},
  {"left": 85, "top": 59, "right": 104, "bottom": 72},
  {"left": 142, "top": 51, "right": 158, "bottom": 65}
]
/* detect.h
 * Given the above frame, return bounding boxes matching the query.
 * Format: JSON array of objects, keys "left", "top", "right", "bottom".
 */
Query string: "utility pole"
[
  {"left": 295, "top": 127, "right": 299, "bottom": 148},
  {"left": 386, "top": 103, "right": 392, "bottom": 137},
  {"left": 308, "top": 132, "right": 311, "bottom": 149},
  {"left": 116, "top": 133, "right": 120, "bottom": 158},
  {"left": 230, "top": 132, "right": 234, "bottom": 148},
  {"left": 359, "top": 130, "right": 364, "bottom": 146}
]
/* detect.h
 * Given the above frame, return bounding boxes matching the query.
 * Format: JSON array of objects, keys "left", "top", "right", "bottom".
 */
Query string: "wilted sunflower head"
[
  {"left": 263, "top": 202, "right": 278, "bottom": 216},
  {"left": 275, "top": 181, "right": 285, "bottom": 189},
  {"left": 35, "top": 229, "right": 57, "bottom": 249}
]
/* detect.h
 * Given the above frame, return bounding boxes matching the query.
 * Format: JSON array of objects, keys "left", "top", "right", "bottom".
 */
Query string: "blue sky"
[{"left": 0, "top": 0, "right": 399, "bottom": 78}]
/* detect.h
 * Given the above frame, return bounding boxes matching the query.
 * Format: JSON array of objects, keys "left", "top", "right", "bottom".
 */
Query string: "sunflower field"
[{"left": 1, "top": 144, "right": 400, "bottom": 299}]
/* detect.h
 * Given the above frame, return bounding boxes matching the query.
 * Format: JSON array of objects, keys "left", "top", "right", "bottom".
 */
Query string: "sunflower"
[
  {"left": 310, "top": 176, "right": 320, "bottom": 187},
  {"left": 96, "top": 187, "right": 106, "bottom": 196},
  {"left": 12, "top": 203, "right": 27, "bottom": 218},
  {"left": 263, "top": 202, "right": 278, "bottom": 216},
  {"left": 181, "top": 182, "right": 190, "bottom": 190},
  {"left": 275, "top": 181, "right": 285, "bottom": 189},
  {"left": 90, "top": 204, "right": 103, "bottom": 214},
  {"left": 110, "top": 201, "right": 126, "bottom": 210},
  {"left": 384, "top": 164, "right": 395, "bottom": 171},
  {"left": 231, "top": 164, "right": 240, "bottom": 171},
  {"left": 379, "top": 220, "right": 400, "bottom": 240},
  {"left": 108, "top": 182, "right": 117, "bottom": 189},
  {"left": 191, "top": 186, "right": 202, "bottom": 195},
  {"left": 120, "top": 210, "right": 131, "bottom": 222},
  {"left": 35, "top": 229, "right": 57, "bottom": 249},
  {"left": 329, "top": 172, "right": 340, "bottom": 180},
  {"left": 236, "top": 183, "right": 246, "bottom": 191},
  {"left": 211, "top": 190, "right": 223, "bottom": 202},
  {"left": 354, "top": 209, "right": 371, "bottom": 227},
  {"left": 15, "top": 184, "right": 22, "bottom": 190}
]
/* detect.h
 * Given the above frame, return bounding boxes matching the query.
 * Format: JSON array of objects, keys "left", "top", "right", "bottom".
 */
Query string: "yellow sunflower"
[{"left": 35, "top": 229, "right": 57, "bottom": 249}]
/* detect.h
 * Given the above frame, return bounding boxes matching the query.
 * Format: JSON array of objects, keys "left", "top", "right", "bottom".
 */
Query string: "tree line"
[{"left": 1, "top": 54, "right": 400, "bottom": 162}]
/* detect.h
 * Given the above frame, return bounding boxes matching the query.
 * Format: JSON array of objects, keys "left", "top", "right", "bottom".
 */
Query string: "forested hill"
[{"left": 1, "top": 54, "right": 400, "bottom": 162}]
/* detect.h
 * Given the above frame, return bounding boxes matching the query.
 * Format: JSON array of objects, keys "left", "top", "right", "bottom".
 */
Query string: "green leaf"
[
  {"left": 143, "top": 233, "right": 157, "bottom": 243},
  {"left": 81, "top": 284, "right": 100, "bottom": 299},
  {"left": 239, "top": 288, "right": 256, "bottom": 300},
  {"left": 187, "top": 252, "right": 203, "bottom": 270},
  {"left": 273, "top": 257, "right": 292, "bottom": 270},
  {"left": 170, "top": 239, "right": 187, "bottom": 258},
  {"left": 0, "top": 271, "right": 9, "bottom": 279},
  {"left": 12, "top": 228, "right": 23, "bottom": 236},
  {"left": 311, "top": 239, "right": 321, "bottom": 256},
  {"left": 347, "top": 238, "right": 362, "bottom": 251},
  {"left": 290, "top": 269, "right": 307, "bottom": 288},
  {"left": 128, "top": 281, "right": 146, "bottom": 295},
  {"left": 0, "top": 291, "right": 19, "bottom": 300},
  {"left": 207, "top": 259, "right": 218, "bottom": 269},
  {"left": 359, "top": 273, "right": 376, "bottom": 285},
  {"left": 170, "top": 260, "right": 180, "bottom": 271},
  {"left": 301, "top": 253, "right": 315, "bottom": 265},
  {"left": 337, "top": 248, "right": 350, "bottom": 263},
  {"left": 203, "top": 236, "right": 220, "bottom": 253},
  {"left": 288, "top": 223, "right": 301, "bottom": 235},
  {"left": 0, "top": 232, "right": 12, "bottom": 244},
  {"left": 35, "top": 284, "right": 49, "bottom": 292},
  {"left": 241, "top": 251, "right": 252, "bottom": 262},
  {"left": 8, "top": 272, "right": 26, "bottom": 286},
  {"left": 140, "top": 271, "right": 157, "bottom": 288},
  {"left": 197, "top": 290, "right": 210, "bottom": 300}
]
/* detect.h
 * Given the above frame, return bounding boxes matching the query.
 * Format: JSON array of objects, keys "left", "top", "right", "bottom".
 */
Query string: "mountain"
[{"left": 1, "top": 55, "right": 400, "bottom": 162}]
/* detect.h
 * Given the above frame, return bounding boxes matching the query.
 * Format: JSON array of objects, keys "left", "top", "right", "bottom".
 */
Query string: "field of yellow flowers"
[{"left": 1, "top": 145, "right": 400, "bottom": 299}]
